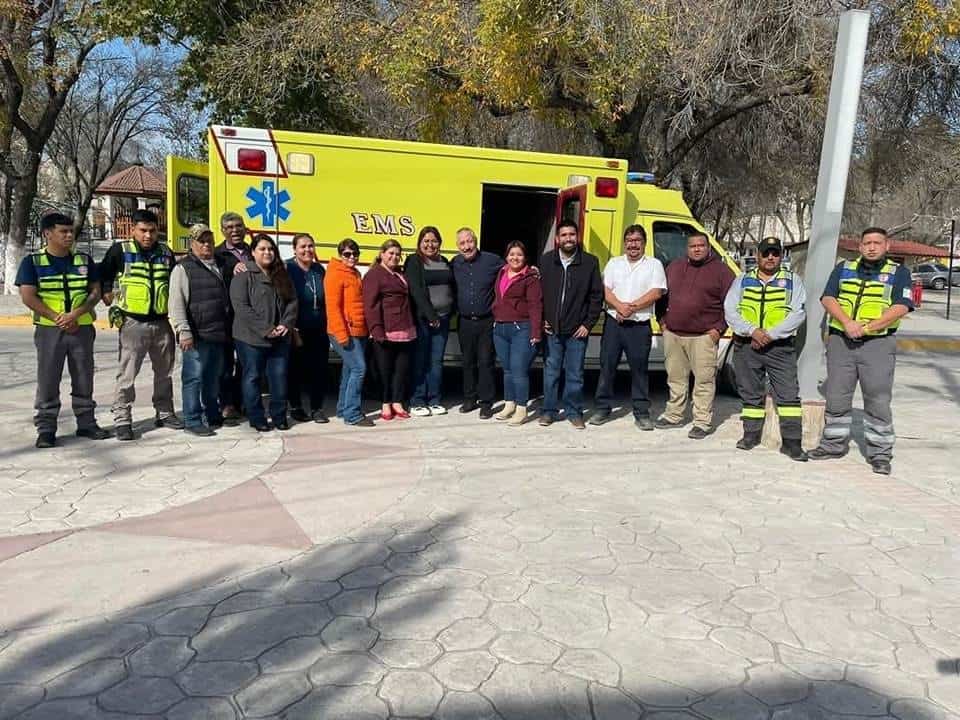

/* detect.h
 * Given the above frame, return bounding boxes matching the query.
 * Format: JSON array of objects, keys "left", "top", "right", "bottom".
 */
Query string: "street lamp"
[{"left": 948, "top": 218, "right": 957, "bottom": 320}]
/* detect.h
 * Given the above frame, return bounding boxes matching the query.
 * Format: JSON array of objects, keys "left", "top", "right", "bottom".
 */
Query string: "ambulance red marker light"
[
  {"left": 220, "top": 127, "right": 237, "bottom": 137},
  {"left": 238, "top": 149, "right": 267, "bottom": 172},
  {"left": 595, "top": 177, "right": 619, "bottom": 198}
]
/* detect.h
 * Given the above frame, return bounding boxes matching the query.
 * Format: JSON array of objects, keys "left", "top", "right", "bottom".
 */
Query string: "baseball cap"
[
  {"left": 189, "top": 224, "right": 214, "bottom": 243},
  {"left": 758, "top": 236, "right": 783, "bottom": 254}
]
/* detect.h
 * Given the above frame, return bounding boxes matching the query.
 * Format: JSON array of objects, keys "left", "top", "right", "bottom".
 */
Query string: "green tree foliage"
[{"left": 115, "top": 0, "right": 960, "bottom": 241}]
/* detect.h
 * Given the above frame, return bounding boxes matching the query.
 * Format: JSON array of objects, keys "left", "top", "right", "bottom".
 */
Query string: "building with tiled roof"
[
  {"left": 784, "top": 234, "right": 958, "bottom": 278},
  {"left": 94, "top": 164, "right": 165, "bottom": 197},
  {"left": 90, "top": 164, "right": 166, "bottom": 242}
]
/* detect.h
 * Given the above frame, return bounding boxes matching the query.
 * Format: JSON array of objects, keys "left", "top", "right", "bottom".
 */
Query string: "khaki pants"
[
  {"left": 112, "top": 316, "right": 176, "bottom": 426},
  {"left": 661, "top": 330, "right": 719, "bottom": 429}
]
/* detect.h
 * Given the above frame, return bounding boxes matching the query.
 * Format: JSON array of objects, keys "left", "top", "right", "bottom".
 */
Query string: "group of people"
[{"left": 17, "top": 209, "right": 910, "bottom": 474}]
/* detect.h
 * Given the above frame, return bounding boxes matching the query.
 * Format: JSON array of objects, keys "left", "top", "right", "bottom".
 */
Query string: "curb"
[
  {"left": 896, "top": 337, "right": 960, "bottom": 353},
  {"left": 0, "top": 315, "right": 113, "bottom": 329},
  {"left": 0, "top": 315, "right": 955, "bottom": 350}
]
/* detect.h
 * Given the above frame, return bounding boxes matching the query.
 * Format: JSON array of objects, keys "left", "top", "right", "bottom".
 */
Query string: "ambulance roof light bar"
[{"left": 627, "top": 171, "right": 656, "bottom": 184}]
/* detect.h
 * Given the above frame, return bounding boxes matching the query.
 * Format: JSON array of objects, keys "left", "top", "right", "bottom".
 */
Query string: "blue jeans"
[
  {"left": 181, "top": 339, "right": 225, "bottom": 428},
  {"left": 330, "top": 335, "right": 367, "bottom": 424},
  {"left": 235, "top": 340, "right": 290, "bottom": 427},
  {"left": 411, "top": 317, "right": 450, "bottom": 406},
  {"left": 542, "top": 334, "right": 588, "bottom": 419},
  {"left": 493, "top": 321, "right": 538, "bottom": 405}
]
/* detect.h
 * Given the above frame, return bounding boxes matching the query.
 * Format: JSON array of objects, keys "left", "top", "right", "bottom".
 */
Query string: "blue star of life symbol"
[{"left": 245, "top": 180, "right": 291, "bottom": 226}]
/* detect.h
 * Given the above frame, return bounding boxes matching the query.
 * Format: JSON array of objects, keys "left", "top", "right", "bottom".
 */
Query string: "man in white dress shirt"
[{"left": 589, "top": 225, "right": 667, "bottom": 430}]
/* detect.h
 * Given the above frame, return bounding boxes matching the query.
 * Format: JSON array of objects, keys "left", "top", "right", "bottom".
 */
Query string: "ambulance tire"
[{"left": 718, "top": 346, "right": 740, "bottom": 398}]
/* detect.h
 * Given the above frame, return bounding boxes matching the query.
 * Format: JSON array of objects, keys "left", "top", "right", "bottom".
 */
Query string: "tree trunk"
[
  {"left": 74, "top": 194, "right": 94, "bottom": 237},
  {"left": 2, "top": 153, "right": 40, "bottom": 295}
]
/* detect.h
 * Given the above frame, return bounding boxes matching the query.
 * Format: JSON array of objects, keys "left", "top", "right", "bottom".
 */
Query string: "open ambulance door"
[
  {"left": 551, "top": 184, "right": 588, "bottom": 255},
  {"left": 165, "top": 155, "right": 209, "bottom": 254}
]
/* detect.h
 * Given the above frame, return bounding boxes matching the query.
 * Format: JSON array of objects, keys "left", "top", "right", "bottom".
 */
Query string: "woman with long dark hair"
[
  {"left": 230, "top": 233, "right": 298, "bottom": 431},
  {"left": 362, "top": 239, "right": 417, "bottom": 421},
  {"left": 405, "top": 226, "right": 455, "bottom": 416}
]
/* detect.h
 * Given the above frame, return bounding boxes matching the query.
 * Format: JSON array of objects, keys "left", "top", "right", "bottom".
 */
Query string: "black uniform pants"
[
  {"left": 458, "top": 315, "right": 495, "bottom": 407},
  {"left": 733, "top": 338, "right": 802, "bottom": 441}
]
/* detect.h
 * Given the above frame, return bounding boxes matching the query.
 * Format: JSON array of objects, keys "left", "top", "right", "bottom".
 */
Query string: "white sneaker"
[
  {"left": 410, "top": 406, "right": 432, "bottom": 417},
  {"left": 429, "top": 405, "right": 447, "bottom": 415}
]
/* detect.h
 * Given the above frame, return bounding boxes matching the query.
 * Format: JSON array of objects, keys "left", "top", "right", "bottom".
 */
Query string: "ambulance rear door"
[
  {"left": 553, "top": 184, "right": 588, "bottom": 255},
  {"left": 165, "top": 155, "right": 209, "bottom": 254}
]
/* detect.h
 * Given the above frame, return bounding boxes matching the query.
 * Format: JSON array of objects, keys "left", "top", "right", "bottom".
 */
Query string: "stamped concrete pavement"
[{"left": 0, "top": 324, "right": 959, "bottom": 720}]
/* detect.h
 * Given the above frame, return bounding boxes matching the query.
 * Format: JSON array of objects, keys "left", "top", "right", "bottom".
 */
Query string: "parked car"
[{"left": 911, "top": 263, "right": 960, "bottom": 290}]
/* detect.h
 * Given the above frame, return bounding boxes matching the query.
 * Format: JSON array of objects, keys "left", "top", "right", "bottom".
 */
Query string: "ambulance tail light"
[
  {"left": 595, "top": 177, "right": 619, "bottom": 198},
  {"left": 238, "top": 149, "right": 267, "bottom": 172}
]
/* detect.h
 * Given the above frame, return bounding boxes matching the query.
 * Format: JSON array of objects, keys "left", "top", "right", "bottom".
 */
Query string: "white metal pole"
[{"left": 798, "top": 10, "right": 871, "bottom": 436}]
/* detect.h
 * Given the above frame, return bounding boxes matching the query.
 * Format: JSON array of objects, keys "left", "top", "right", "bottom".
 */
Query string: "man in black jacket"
[
  {"left": 213, "top": 211, "right": 250, "bottom": 424},
  {"left": 539, "top": 220, "right": 603, "bottom": 429}
]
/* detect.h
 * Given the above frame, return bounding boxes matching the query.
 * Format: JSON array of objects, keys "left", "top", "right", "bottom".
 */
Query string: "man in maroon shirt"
[{"left": 655, "top": 232, "right": 735, "bottom": 438}]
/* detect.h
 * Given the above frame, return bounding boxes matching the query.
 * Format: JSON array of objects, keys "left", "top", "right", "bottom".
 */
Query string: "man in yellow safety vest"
[
  {"left": 99, "top": 209, "right": 182, "bottom": 440},
  {"left": 809, "top": 227, "right": 914, "bottom": 474},
  {"left": 15, "top": 213, "right": 110, "bottom": 447},
  {"left": 723, "top": 236, "right": 808, "bottom": 461}
]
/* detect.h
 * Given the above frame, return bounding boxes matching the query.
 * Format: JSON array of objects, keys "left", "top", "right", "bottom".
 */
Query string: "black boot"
[
  {"left": 736, "top": 432, "right": 761, "bottom": 451},
  {"left": 780, "top": 439, "right": 808, "bottom": 462}
]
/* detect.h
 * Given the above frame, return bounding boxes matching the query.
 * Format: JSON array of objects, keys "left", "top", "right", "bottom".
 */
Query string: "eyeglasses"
[
  {"left": 341, "top": 251, "right": 358, "bottom": 258},
  {"left": 760, "top": 249, "right": 782, "bottom": 258}
]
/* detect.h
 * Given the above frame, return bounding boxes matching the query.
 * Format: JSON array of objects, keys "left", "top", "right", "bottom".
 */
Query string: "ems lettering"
[
  {"left": 351, "top": 213, "right": 373, "bottom": 234},
  {"left": 350, "top": 212, "right": 416, "bottom": 237},
  {"left": 372, "top": 214, "right": 397, "bottom": 235}
]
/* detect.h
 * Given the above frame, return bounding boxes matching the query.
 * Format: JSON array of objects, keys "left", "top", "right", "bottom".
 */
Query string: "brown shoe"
[
  {"left": 568, "top": 416, "right": 586, "bottom": 430},
  {"left": 539, "top": 414, "right": 555, "bottom": 427}
]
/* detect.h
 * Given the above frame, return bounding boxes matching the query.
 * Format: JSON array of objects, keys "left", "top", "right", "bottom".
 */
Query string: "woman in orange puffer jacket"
[{"left": 324, "top": 239, "right": 373, "bottom": 426}]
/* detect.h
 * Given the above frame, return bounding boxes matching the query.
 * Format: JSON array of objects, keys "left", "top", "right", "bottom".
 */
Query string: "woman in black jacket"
[
  {"left": 230, "top": 234, "right": 298, "bottom": 432},
  {"left": 404, "top": 226, "right": 456, "bottom": 416}
]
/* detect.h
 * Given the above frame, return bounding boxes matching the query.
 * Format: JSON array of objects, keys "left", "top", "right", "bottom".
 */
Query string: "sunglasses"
[
  {"left": 341, "top": 251, "right": 358, "bottom": 258},
  {"left": 760, "top": 249, "right": 781, "bottom": 258}
]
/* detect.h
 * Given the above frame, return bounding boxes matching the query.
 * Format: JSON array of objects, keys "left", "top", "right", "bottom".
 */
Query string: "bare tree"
[
  {"left": 47, "top": 47, "right": 172, "bottom": 236},
  {"left": 1, "top": 0, "right": 100, "bottom": 290}
]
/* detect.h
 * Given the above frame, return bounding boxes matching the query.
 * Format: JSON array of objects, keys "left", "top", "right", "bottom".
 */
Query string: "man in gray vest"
[{"left": 169, "top": 224, "right": 231, "bottom": 436}]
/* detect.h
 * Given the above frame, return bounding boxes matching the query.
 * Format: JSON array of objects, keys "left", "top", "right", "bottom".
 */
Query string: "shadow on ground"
[{"left": 0, "top": 508, "right": 955, "bottom": 720}]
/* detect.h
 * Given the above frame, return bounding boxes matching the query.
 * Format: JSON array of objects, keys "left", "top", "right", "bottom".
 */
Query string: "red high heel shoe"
[
  {"left": 394, "top": 409, "right": 411, "bottom": 419},
  {"left": 380, "top": 410, "right": 395, "bottom": 421}
]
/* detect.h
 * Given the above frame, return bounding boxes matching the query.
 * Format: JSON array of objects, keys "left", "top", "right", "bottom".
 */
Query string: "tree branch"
[{"left": 660, "top": 74, "right": 814, "bottom": 180}]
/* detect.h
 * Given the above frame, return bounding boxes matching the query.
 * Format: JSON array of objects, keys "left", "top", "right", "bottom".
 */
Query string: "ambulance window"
[
  {"left": 652, "top": 221, "right": 701, "bottom": 266},
  {"left": 560, "top": 196, "right": 581, "bottom": 225},
  {"left": 177, "top": 174, "right": 208, "bottom": 227}
]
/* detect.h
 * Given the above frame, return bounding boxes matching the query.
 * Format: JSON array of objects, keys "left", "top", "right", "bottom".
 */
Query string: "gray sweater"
[{"left": 229, "top": 262, "right": 298, "bottom": 348}]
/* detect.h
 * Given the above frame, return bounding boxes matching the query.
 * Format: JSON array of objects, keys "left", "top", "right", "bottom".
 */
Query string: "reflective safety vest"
[
  {"left": 30, "top": 251, "right": 95, "bottom": 326},
  {"left": 737, "top": 268, "right": 794, "bottom": 332},
  {"left": 116, "top": 240, "right": 172, "bottom": 316},
  {"left": 828, "top": 257, "right": 901, "bottom": 336}
]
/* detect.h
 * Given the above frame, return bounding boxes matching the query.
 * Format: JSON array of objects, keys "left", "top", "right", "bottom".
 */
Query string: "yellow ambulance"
[{"left": 166, "top": 125, "right": 738, "bottom": 372}]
